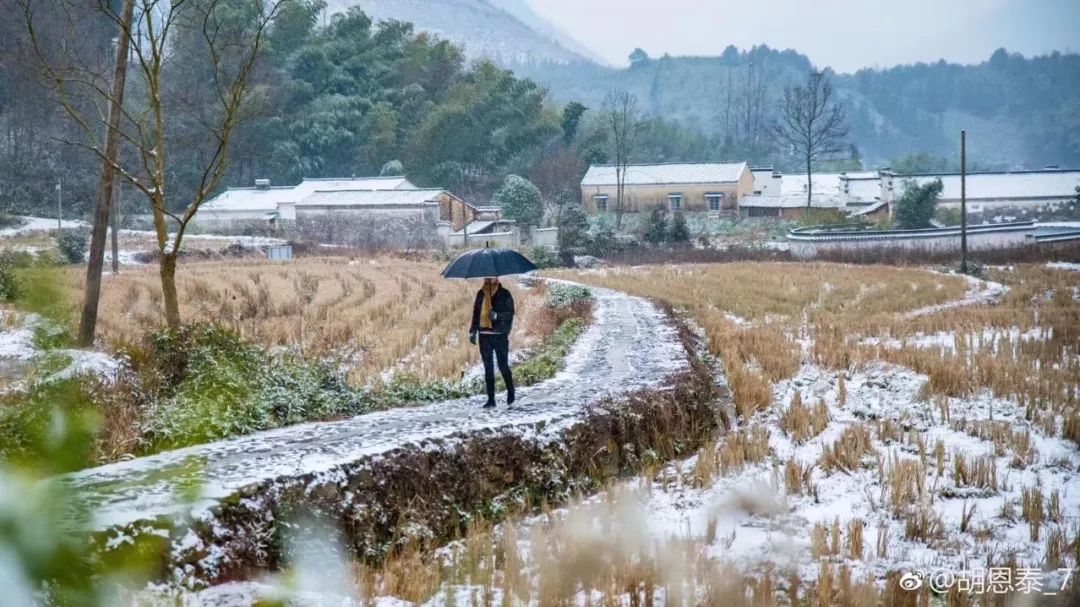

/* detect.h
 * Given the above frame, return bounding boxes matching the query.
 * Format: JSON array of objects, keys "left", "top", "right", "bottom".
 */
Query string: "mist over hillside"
[
  {"left": 329, "top": 0, "right": 1078, "bottom": 168},
  {"left": 517, "top": 46, "right": 1080, "bottom": 168},
  {"left": 323, "top": 0, "right": 592, "bottom": 65}
]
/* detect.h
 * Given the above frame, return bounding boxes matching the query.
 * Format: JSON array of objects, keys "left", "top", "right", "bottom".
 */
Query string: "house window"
[
  {"left": 668, "top": 193, "right": 683, "bottom": 211},
  {"left": 706, "top": 193, "right": 724, "bottom": 211},
  {"left": 594, "top": 195, "right": 608, "bottom": 212}
]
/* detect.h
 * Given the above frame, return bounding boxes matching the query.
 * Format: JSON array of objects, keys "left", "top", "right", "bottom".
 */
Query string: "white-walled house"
[{"left": 195, "top": 176, "right": 420, "bottom": 226}]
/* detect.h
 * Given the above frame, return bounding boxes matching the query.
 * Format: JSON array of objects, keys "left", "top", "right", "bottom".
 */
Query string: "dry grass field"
[
  {"left": 353, "top": 262, "right": 1080, "bottom": 605},
  {"left": 63, "top": 257, "right": 547, "bottom": 383}
]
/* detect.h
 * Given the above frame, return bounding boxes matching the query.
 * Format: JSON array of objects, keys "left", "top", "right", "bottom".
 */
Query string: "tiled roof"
[
  {"left": 581, "top": 162, "right": 748, "bottom": 186},
  {"left": 202, "top": 176, "right": 420, "bottom": 213},
  {"left": 298, "top": 189, "right": 444, "bottom": 207}
]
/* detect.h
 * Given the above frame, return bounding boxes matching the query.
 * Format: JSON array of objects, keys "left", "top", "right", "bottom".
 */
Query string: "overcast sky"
[{"left": 528, "top": 0, "right": 1080, "bottom": 72}]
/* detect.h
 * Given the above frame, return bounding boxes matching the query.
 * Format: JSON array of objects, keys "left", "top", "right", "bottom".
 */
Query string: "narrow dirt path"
[{"left": 62, "top": 283, "right": 689, "bottom": 532}]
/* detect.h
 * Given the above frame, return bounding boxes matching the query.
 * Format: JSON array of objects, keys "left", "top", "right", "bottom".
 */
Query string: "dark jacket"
[{"left": 470, "top": 286, "right": 514, "bottom": 334}]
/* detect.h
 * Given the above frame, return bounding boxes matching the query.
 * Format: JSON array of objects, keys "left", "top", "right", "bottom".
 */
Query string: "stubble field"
[{"left": 355, "top": 262, "right": 1080, "bottom": 606}]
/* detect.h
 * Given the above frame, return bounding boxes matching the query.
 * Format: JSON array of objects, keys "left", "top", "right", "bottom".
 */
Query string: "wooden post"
[
  {"left": 111, "top": 183, "right": 120, "bottom": 274},
  {"left": 960, "top": 130, "right": 968, "bottom": 274},
  {"left": 78, "top": 0, "right": 134, "bottom": 346}
]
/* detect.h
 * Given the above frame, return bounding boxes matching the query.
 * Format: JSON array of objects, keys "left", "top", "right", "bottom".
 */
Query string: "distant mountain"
[
  {"left": 486, "top": 0, "right": 605, "bottom": 65},
  {"left": 321, "top": 2, "right": 1079, "bottom": 167},
  {"left": 515, "top": 46, "right": 1080, "bottom": 168},
  {"left": 323, "top": 0, "right": 595, "bottom": 66}
]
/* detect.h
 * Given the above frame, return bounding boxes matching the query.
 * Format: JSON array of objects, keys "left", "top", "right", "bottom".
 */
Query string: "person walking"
[{"left": 469, "top": 277, "right": 515, "bottom": 408}]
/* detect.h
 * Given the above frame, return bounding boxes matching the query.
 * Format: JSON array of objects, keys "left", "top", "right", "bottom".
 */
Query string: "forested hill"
[
  {"left": 323, "top": 0, "right": 591, "bottom": 65},
  {"left": 517, "top": 46, "right": 1080, "bottom": 168}
]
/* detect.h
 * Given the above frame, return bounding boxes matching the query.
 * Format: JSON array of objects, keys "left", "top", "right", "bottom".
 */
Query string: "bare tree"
[
  {"left": 773, "top": 70, "right": 849, "bottom": 209},
  {"left": 601, "top": 90, "right": 641, "bottom": 230},
  {"left": 720, "top": 60, "right": 770, "bottom": 160},
  {"left": 23, "top": 0, "right": 287, "bottom": 332}
]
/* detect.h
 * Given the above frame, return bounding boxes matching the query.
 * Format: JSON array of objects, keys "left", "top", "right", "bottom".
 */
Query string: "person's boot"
[
  {"left": 506, "top": 387, "right": 515, "bottom": 405},
  {"left": 483, "top": 399, "right": 496, "bottom": 409}
]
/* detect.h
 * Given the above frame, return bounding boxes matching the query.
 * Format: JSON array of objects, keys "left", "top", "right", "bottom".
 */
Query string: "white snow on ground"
[
  {"left": 59, "top": 281, "right": 689, "bottom": 532},
  {"left": 628, "top": 361, "right": 1080, "bottom": 579},
  {"left": 0, "top": 216, "right": 88, "bottom": 236},
  {"left": 1047, "top": 262, "right": 1080, "bottom": 271},
  {"left": 905, "top": 273, "right": 1007, "bottom": 318},
  {"left": 0, "top": 311, "right": 123, "bottom": 385},
  {"left": 119, "top": 228, "right": 285, "bottom": 247},
  {"left": 859, "top": 326, "right": 1047, "bottom": 351}
]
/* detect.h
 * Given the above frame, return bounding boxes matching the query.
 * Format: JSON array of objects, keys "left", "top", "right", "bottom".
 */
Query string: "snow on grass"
[
  {"left": 1047, "top": 262, "right": 1080, "bottom": 272},
  {"left": 0, "top": 311, "right": 123, "bottom": 384},
  {"left": 858, "top": 326, "right": 1047, "bottom": 351},
  {"left": 905, "top": 272, "right": 1007, "bottom": 318}
]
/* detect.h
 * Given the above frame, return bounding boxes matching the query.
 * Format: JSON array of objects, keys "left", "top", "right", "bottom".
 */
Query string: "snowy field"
[{"left": 311, "top": 262, "right": 1077, "bottom": 606}]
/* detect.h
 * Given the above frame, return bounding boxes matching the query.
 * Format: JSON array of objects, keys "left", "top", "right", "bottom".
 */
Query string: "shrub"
[
  {"left": 0, "top": 214, "right": 25, "bottom": 230},
  {"left": 644, "top": 208, "right": 668, "bottom": 245},
  {"left": 556, "top": 204, "right": 590, "bottom": 263},
  {"left": 137, "top": 325, "right": 372, "bottom": 452},
  {"left": 55, "top": 228, "right": 89, "bottom": 264},
  {"left": 668, "top": 212, "right": 690, "bottom": 243},
  {"left": 528, "top": 245, "right": 560, "bottom": 269},
  {"left": 894, "top": 178, "right": 943, "bottom": 229},
  {"left": 547, "top": 283, "right": 592, "bottom": 309},
  {"left": 0, "top": 251, "right": 20, "bottom": 302}
]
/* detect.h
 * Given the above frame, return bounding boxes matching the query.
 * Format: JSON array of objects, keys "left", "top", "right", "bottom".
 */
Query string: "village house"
[
  {"left": 195, "top": 175, "right": 533, "bottom": 248},
  {"left": 580, "top": 162, "right": 754, "bottom": 215}
]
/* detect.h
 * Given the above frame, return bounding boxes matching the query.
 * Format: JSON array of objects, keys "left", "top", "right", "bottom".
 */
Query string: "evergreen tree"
[
  {"left": 668, "top": 212, "right": 690, "bottom": 243},
  {"left": 493, "top": 175, "right": 544, "bottom": 228},
  {"left": 644, "top": 207, "right": 669, "bottom": 245},
  {"left": 556, "top": 204, "right": 590, "bottom": 264},
  {"left": 894, "top": 178, "right": 943, "bottom": 229}
]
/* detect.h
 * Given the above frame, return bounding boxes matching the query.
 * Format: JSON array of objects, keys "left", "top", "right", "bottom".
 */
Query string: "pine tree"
[
  {"left": 645, "top": 207, "right": 669, "bottom": 245},
  {"left": 668, "top": 212, "right": 690, "bottom": 243}
]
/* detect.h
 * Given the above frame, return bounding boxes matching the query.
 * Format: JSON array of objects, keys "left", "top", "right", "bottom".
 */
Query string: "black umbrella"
[{"left": 441, "top": 247, "right": 539, "bottom": 279}]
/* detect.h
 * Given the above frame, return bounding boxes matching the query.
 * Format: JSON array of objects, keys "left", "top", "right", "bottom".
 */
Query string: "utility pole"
[
  {"left": 960, "top": 130, "right": 968, "bottom": 274},
  {"left": 111, "top": 183, "right": 120, "bottom": 274},
  {"left": 55, "top": 180, "right": 62, "bottom": 230}
]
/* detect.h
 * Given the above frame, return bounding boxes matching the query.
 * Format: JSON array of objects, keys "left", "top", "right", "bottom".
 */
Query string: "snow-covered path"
[{"left": 62, "top": 284, "right": 689, "bottom": 532}]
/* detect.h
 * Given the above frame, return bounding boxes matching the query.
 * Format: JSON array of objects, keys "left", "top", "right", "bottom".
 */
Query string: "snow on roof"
[
  {"left": 298, "top": 188, "right": 445, "bottom": 207},
  {"left": 203, "top": 176, "right": 420, "bottom": 213},
  {"left": 581, "top": 162, "right": 748, "bottom": 186},
  {"left": 850, "top": 199, "right": 890, "bottom": 217},
  {"left": 902, "top": 170, "right": 1080, "bottom": 201},
  {"left": 740, "top": 193, "right": 845, "bottom": 209}
]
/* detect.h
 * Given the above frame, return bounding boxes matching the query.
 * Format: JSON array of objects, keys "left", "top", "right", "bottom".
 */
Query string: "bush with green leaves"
[
  {"left": 55, "top": 228, "right": 89, "bottom": 264},
  {"left": 527, "top": 245, "right": 560, "bottom": 269},
  {"left": 556, "top": 204, "right": 590, "bottom": 263},
  {"left": 137, "top": 325, "right": 371, "bottom": 452},
  {"left": 0, "top": 251, "right": 20, "bottom": 302},
  {"left": 547, "top": 283, "right": 592, "bottom": 309},
  {"left": 644, "top": 207, "right": 669, "bottom": 245},
  {"left": 493, "top": 174, "right": 544, "bottom": 228},
  {"left": 894, "top": 178, "right": 943, "bottom": 229},
  {"left": 668, "top": 212, "right": 690, "bottom": 243}
]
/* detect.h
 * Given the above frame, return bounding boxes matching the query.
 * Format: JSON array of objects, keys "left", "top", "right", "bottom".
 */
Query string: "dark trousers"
[{"left": 478, "top": 332, "right": 514, "bottom": 404}]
